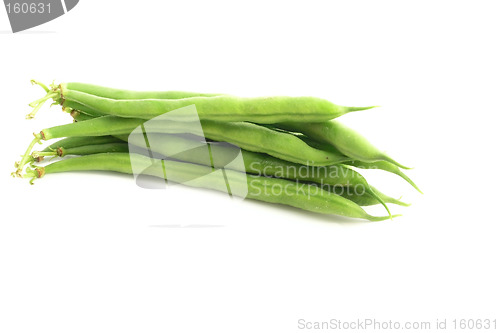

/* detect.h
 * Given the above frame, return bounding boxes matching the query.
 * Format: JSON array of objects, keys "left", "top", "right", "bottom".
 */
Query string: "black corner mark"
[{"left": 3, "top": 0, "right": 79, "bottom": 33}]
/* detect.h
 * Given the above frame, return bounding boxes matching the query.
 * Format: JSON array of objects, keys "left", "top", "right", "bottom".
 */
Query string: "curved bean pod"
[
  {"left": 122, "top": 133, "right": 390, "bottom": 214},
  {"left": 67, "top": 114, "right": 352, "bottom": 166},
  {"left": 70, "top": 110, "right": 96, "bottom": 122},
  {"left": 61, "top": 82, "right": 223, "bottom": 100},
  {"left": 31, "top": 132, "right": 392, "bottom": 213},
  {"left": 276, "top": 121, "right": 410, "bottom": 169},
  {"left": 15, "top": 116, "right": 350, "bottom": 176},
  {"left": 345, "top": 160, "right": 423, "bottom": 194},
  {"left": 61, "top": 88, "right": 375, "bottom": 123},
  {"left": 296, "top": 135, "right": 421, "bottom": 193},
  {"left": 25, "top": 153, "right": 395, "bottom": 221},
  {"left": 42, "top": 135, "right": 120, "bottom": 152},
  {"left": 157, "top": 120, "right": 352, "bottom": 166},
  {"left": 31, "top": 135, "right": 122, "bottom": 162},
  {"left": 26, "top": 81, "right": 223, "bottom": 119},
  {"left": 36, "top": 143, "right": 129, "bottom": 159},
  {"left": 334, "top": 186, "right": 410, "bottom": 207},
  {"left": 63, "top": 100, "right": 108, "bottom": 117},
  {"left": 14, "top": 116, "right": 142, "bottom": 175}
]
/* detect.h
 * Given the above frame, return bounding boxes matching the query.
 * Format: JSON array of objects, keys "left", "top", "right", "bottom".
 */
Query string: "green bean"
[
  {"left": 121, "top": 132, "right": 390, "bottom": 214},
  {"left": 24, "top": 153, "right": 396, "bottom": 221},
  {"left": 18, "top": 80, "right": 415, "bottom": 221},
  {"left": 32, "top": 133, "right": 390, "bottom": 213},
  {"left": 31, "top": 132, "right": 407, "bottom": 211},
  {"left": 57, "top": 87, "right": 375, "bottom": 123},
  {"left": 294, "top": 131, "right": 421, "bottom": 193},
  {"left": 333, "top": 186, "right": 410, "bottom": 207},
  {"left": 344, "top": 160, "right": 423, "bottom": 194},
  {"left": 31, "top": 135, "right": 122, "bottom": 162},
  {"left": 32, "top": 81, "right": 374, "bottom": 123},
  {"left": 34, "top": 143, "right": 129, "bottom": 159},
  {"left": 70, "top": 110, "right": 95, "bottom": 122},
  {"left": 61, "top": 82, "right": 223, "bottom": 100},
  {"left": 42, "top": 117, "right": 143, "bottom": 139},
  {"left": 166, "top": 120, "right": 351, "bottom": 166},
  {"left": 42, "top": 135, "right": 120, "bottom": 152},
  {"left": 64, "top": 100, "right": 108, "bottom": 117},
  {"left": 27, "top": 81, "right": 223, "bottom": 119},
  {"left": 65, "top": 113, "right": 352, "bottom": 166},
  {"left": 373, "top": 188, "right": 410, "bottom": 207},
  {"left": 14, "top": 116, "right": 141, "bottom": 175},
  {"left": 276, "top": 121, "right": 410, "bottom": 169},
  {"left": 14, "top": 115, "right": 350, "bottom": 176}
]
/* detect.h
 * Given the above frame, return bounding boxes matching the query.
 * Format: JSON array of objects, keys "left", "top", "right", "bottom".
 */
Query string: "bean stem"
[
  {"left": 30, "top": 79, "right": 49, "bottom": 93},
  {"left": 26, "top": 91, "right": 59, "bottom": 119},
  {"left": 14, "top": 133, "right": 43, "bottom": 177},
  {"left": 32, "top": 150, "right": 56, "bottom": 158}
]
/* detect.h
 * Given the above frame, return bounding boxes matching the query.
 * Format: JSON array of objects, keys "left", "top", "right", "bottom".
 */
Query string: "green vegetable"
[
  {"left": 74, "top": 111, "right": 350, "bottom": 167},
  {"left": 33, "top": 142, "right": 129, "bottom": 159},
  {"left": 63, "top": 100, "right": 109, "bottom": 117},
  {"left": 276, "top": 121, "right": 410, "bottom": 169},
  {"left": 345, "top": 160, "right": 422, "bottom": 194},
  {"left": 65, "top": 90, "right": 373, "bottom": 122},
  {"left": 296, "top": 130, "right": 422, "bottom": 193},
  {"left": 27, "top": 133, "right": 393, "bottom": 214},
  {"left": 61, "top": 82, "right": 223, "bottom": 100},
  {"left": 28, "top": 82, "right": 375, "bottom": 122},
  {"left": 122, "top": 132, "right": 391, "bottom": 214},
  {"left": 15, "top": 115, "right": 353, "bottom": 176},
  {"left": 16, "top": 80, "right": 418, "bottom": 222},
  {"left": 334, "top": 186, "right": 410, "bottom": 207},
  {"left": 27, "top": 81, "right": 223, "bottom": 119},
  {"left": 30, "top": 135, "right": 122, "bottom": 162},
  {"left": 41, "top": 135, "right": 120, "bottom": 152},
  {"left": 24, "top": 153, "right": 397, "bottom": 221}
]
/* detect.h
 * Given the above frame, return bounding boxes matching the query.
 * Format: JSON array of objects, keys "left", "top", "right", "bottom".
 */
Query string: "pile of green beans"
[{"left": 14, "top": 80, "right": 420, "bottom": 222}]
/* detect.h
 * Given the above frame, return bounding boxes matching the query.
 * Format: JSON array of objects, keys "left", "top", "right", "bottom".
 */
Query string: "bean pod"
[{"left": 25, "top": 153, "right": 396, "bottom": 221}]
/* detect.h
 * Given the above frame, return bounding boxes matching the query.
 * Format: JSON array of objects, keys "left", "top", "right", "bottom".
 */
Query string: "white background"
[{"left": 1, "top": 1, "right": 499, "bottom": 332}]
